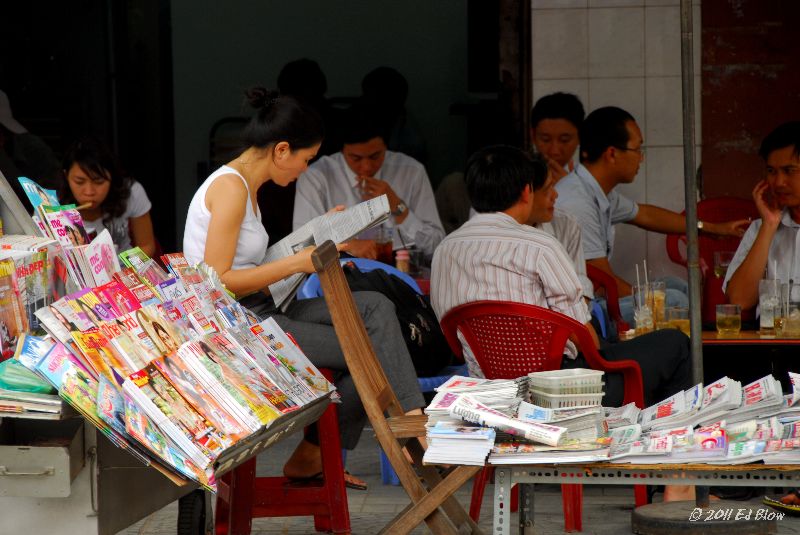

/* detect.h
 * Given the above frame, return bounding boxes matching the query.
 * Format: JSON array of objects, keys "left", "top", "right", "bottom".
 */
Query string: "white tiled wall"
[{"left": 532, "top": 1, "right": 702, "bottom": 284}]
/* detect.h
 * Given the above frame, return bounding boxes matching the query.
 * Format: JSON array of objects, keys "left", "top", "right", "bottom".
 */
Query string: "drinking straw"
[
  {"left": 636, "top": 264, "right": 642, "bottom": 309},
  {"left": 774, "top": 260, "right": 777, "bottom": 280},
  {"left": 643, "top": 259, "right": 649, "bottom": 287}
]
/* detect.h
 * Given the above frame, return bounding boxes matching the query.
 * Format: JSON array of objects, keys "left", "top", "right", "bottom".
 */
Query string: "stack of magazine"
[
  {"left": 423, "top": 422, "right": 496, "bottom": 466},
  {"left": 14, "top": 249, "right": 335, "bottom": 491}
]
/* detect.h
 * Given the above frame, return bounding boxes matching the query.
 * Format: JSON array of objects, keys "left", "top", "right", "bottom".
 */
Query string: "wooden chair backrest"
[{"left": 311, "top": 240, "right": 405, "bottom": 418}]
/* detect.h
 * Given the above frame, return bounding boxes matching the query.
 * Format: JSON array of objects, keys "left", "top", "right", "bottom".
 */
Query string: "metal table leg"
[
  {"left": 518, "top": 482, "right": 534, "bottom": 535},
  {"left": 494, "top": 467, "right": 511, "bottom": 535}
]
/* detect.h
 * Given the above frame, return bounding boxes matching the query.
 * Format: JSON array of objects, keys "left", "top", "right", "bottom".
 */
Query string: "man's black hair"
[
  {"left": 579, "top": 106, "right": 635, "bottom": 163},
  {"left": 759, "top": 121, "right": 800, "bottom": 161},
  {"left": 530, "top": 92, "right": 585, "bottom": 129},
  {"left": 339, "top": 101, "right": 386, "bottom": 146},
  {"left": 466, "top": 145, "right": 548, "bottom": 213}
]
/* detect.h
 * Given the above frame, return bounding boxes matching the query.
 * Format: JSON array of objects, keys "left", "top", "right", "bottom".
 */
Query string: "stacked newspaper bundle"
[
  {"left": 692, "top": 377, "right": 743, "bottom": 425},
  {"left": 490, "top": 440, "right": 610, "bottom": 464},
  {"left": 435, "top": 375, "right": 528, "bottom": 413},
  {"left": 640, "top": 383, "right": 704, "bottom": 431},
  {"left": 422, "top": 422, "right": 496, "bottom": 466},
  {"left": 16, "top": 250, "right": 336, "bottom": 491},
  {"left": 517, "top": 401, "right": 604, "bottom": 442},
  {"left": 609, "top": 435, "right": 673, "bottom": 463},
  {"left": 604, "top": 402, "right": 641, "bottom": 429},
  {"left": 712, "top": 375, "right": 784, "bottom": 425}
]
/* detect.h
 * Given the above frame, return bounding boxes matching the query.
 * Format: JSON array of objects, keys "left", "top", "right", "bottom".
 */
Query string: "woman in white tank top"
[{"left": 182, "top": 88, "right": 425, "bottom": 491}]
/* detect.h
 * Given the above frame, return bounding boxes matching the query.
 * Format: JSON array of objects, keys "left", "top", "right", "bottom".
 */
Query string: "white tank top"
[{"left": 183, "top": 165, "right": 270, "bottom": 269}]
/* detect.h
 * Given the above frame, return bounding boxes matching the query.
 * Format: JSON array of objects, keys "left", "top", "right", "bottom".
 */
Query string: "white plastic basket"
[
  {"left": 530, "top": 389, "right": 604, "bottom": 409},
  {"left": 527, "top": 368, "right": 604, "bottom": 395}
]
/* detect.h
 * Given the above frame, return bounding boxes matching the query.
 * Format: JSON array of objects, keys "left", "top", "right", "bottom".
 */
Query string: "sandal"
[{"left": 763, "top": 489, "right": 800, "bottom": 516}]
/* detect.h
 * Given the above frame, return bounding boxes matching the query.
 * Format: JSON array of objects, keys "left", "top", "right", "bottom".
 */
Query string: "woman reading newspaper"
[{"left": 183, "top": 88, "right": 424, "bottom": 490}]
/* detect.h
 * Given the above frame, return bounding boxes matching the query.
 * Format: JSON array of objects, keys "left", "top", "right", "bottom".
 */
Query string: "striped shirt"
[{"left": 431, "top": 212, "right": 590, "bottom": 375}]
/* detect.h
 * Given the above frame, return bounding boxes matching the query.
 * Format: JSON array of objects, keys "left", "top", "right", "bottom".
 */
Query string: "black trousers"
[{"left": 562, "top": 329, "right": 693, "bottom": 407}]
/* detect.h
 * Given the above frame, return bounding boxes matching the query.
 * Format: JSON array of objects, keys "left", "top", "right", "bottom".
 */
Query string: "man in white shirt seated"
[
  {"left": 293, "top": 104, "right": 444, "bottom": 261},
  {"left": 431, "top": 145, "right": 691, "bottom": 406},
  {"left": 725, "top": 121, "right": 800, "bottom": 307}
]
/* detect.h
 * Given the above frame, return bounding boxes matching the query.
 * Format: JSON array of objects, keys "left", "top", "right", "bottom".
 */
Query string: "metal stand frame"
[{"left": 492, "top": 464, "right": 800, "bottom": 535}]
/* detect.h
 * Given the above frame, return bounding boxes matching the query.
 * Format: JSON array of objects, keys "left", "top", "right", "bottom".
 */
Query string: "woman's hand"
[
  {"left": 325, "top": 204, "right": 346, "bottom": 216},
  {"left": 292, "top": 243, "right": 348, "bottom": 274}
]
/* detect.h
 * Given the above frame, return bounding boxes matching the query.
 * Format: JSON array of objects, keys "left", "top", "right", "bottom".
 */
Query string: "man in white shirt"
[
  {"left": 555, "top": 106, "right": 750, "bottom": 324},
  {"left": 293, "top": 105, "right": 444, "bottom": 261},
  {"left": 726, "top": 122, "right": 800, "bottom": 307},
  {"left": 431, "top": 145, "right": 691, "bottom": 407}
]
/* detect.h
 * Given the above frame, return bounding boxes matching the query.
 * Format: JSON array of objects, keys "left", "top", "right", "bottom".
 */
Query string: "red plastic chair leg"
[
  {"left": 469, "top": 466, "right": 492, "bottom": 521},
  {"left": 634, "top": 484, "right": 649, "bottom": 507},
  {"left": 561, "top": 483, "right": 583, "bottom": 533}
]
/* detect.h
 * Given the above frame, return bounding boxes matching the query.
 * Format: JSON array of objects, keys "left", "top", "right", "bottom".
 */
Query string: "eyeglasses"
[{"left": 614, "top": 145, "right": 646, "bottom": 157}]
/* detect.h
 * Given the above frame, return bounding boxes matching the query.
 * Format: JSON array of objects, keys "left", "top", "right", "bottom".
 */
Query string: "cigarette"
[{"left": 76, "top": 202, "right": 92, "bottom": 210}]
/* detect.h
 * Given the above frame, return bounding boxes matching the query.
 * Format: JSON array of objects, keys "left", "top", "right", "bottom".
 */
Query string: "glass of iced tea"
[
  {"left": 667, "top": 307, "right": 690, "bottom": 337},
  {"left": 713, "top": 251, "right": 735, "bottom": 279},
  {"left": 716, "top": 304, "right": 741, "bottom": 336},
  {"left": 374, "top": 225, "right": 394, "bottom": 265}
]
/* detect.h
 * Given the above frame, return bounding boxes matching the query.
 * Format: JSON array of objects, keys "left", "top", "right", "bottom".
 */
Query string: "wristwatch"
[
  {"left": 392, "top": 201, "right": 408, "bottom": 217},
  {"left": 697, "top": 220, "right": 705, "bottom": 231}
]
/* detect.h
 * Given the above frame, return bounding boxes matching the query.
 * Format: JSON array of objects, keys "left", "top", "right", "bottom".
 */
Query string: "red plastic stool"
[{"left": 214, "top": 369, "right": 350, "bottom": 534}]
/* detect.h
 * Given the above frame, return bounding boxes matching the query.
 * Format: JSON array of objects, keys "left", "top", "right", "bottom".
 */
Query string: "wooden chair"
[
  {"left": 312, "top": 240, "right": 483, "bottom": 535},
  {"left": 440, "top": 300, "right": 647, "bottom": 532}
]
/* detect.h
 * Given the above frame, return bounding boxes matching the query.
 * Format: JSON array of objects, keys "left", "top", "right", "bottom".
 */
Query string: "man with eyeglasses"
[
  {"left": 725, "top": 122, "right": 800, "bottom": 308},
  {"left": 555, "top": 106, "right": 749, "bottom": 325}
]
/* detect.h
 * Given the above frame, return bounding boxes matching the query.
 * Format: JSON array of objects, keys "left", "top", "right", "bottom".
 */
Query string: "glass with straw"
[{"left": 633, "top": 264, "right": 654, "bottom": 335}]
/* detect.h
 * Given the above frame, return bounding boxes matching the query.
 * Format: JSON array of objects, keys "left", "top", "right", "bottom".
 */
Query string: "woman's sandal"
[{"left": 763, "top": 489, "right": 800, "bottom": 516}]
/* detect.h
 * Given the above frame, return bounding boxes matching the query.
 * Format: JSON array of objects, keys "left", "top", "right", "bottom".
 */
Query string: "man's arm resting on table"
[
  {"left": 726, "top": 222, "right": 779, "bottom": 309},
  {"left": 588, "top": 257, "right": 632, "bottom": 297}
]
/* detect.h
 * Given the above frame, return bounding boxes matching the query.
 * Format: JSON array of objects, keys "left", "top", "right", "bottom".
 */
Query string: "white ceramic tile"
[
  {"left": 645, "top": 146, "right": 685, "bottom": 212},
  {"left": 588, "top": 8, "right": 645, "bottom": 78},
  {"left": 645, "top": 76, "right": 683, "bottom": 146},
  {"left": 532, "top": 0, "right": 586, "bottom": 8},
  {"left": 588, "top": 77, "right": 646, "bottom": 126},
  {"left": 532, "top": 79, "right": 590, "bottom": 110},
  {"left": 647, "top": 234, "right": 688, "bottom": 280},
  {"left": 532, "top": 10, "right": 589, "bottom": 79},
  {"left": 645, "top": 6, "right": 680, "bottom": 76},
  {"left": 589, "top": 0, "right": 643, "bottom": 6}
]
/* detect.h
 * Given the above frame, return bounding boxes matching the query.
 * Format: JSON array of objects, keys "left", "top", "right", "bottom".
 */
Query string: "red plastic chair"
[
  {"left": 586, "top": 263, "right": 630, "bottom": 335},
  {"left": 214, "top": 368, "right": 350, "bottom": 534},
  {"left": 440, "top": 301, "right": 646, "bottom": 532},
  {"left": 665, "top": 196, "right": 759, "bottom": 323}
]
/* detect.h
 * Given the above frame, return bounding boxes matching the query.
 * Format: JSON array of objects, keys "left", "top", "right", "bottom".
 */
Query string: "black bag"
[{"left": 341, "top": 262, "right": 453, "bottom": 376}]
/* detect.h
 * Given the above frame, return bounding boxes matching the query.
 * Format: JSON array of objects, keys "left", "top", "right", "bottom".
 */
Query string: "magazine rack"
[{"left": 0, "top": 169, "right": 335, "bottom": 534}]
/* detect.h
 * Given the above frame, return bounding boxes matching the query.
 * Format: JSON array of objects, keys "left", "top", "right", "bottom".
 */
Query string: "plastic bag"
[{"left": 0, "top": 359, "right": 56, "bottom": 394}]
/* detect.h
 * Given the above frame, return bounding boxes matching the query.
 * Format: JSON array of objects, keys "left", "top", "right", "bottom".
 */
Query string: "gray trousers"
[{"left": 245, "top": 291, "right": 425, "bottom": 450}]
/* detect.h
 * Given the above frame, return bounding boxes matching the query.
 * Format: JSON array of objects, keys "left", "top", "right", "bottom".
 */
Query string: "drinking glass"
[
  {"left": 716, "top": 304, "right": 741, "bottom": 336},
  {"left": 406, "top": 247, "right": 423, "bottom": 277},
  {"left": 649, "top": 281, "right": 666, "bottom": 327},
  {"left": 713, "top": 251, "right": 735, "bottom": 279},
  {"left": 781, "top": 283, "right": 800, "bottom": 338},
  {"left": 758, "top": 279, "right": 779, "bottom": 335},
  {"left": 633, "top": 284, "right": 654, "bottom": 335},
  {"left": 667, "top": 307, "right": 690, "bottom": 337},
  {"left": 373, "top": 225, "right": 394, "bottom": 265}
]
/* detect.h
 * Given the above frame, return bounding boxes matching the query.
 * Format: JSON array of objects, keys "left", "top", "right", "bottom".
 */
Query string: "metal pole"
[{"left": 680, "top": 0, "right": 704, "bottom": 388}]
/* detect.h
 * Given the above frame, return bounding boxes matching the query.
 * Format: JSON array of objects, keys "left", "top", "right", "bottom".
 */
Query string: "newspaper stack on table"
[
  {"left": 516, "top": 401, "right": 604, "bottom": 442},
  {"left": 640, "top": 383, "right": 704, "bottom": 431},
  {"left": 424, "top": 375, "right": 528, "bottom": 428},
  {"left": 422, "top": 422, "right": 496, "bottom": 466}
]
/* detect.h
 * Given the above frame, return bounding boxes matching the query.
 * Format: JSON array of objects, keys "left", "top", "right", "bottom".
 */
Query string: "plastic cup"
[
  {"left": 758, "top": 279, "right": 779, "bottom": 335},
  {"left": 633, "top": 284, "right": 654, "bottom": 335},
  {"left": 716, "top": 304, "right": 741, "bottom": 336},
  {"left": 781, "top": 283, "right": 800, "bottom": 338}
]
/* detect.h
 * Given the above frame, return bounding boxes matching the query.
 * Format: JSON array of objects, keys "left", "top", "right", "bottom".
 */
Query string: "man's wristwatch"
[
  {"left": 392, "top": 201, "right": 408, "bottom": 217},
  {"left": 697, "top": 220, "right": 705, "bottom": 231}
]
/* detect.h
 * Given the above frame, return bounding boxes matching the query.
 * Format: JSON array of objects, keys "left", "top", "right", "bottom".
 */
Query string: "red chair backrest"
[
  {"left": 665, "top": 196, "right": 759, "bottom": 275},
  {"left": 440, "top": 301, "right": 593, "bottom": 379}
]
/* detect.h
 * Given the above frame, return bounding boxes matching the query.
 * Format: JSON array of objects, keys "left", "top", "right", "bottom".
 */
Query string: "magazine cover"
[
  {"left": 35, "top": 342, "right": 89, "bottom": 389},
  {"left": 41, "top": 204, "right": 90, "bottom": 247},
  {"left": 13, "top": 333, "right": 55, "bottom": 370},
  {"left": 0, "top": 258, "right": 25, "bottom": 360},
  {"left": 95, "top": 280, "right": 141, "bottom": 316},
  {"left": 83, "top": 229, "right": 121, "bottom": 285},
  {"left": 15, "top": 250, "right": 48, "bottom": 330},
  {"left": 153, "top": 355, "right": 248, "bottom": 444},
  {"left": 135, "top": 304, "right": 185, "bottom": 356},
  {"left": 114, "top": 311, "right": 163, "bottom": 362}
]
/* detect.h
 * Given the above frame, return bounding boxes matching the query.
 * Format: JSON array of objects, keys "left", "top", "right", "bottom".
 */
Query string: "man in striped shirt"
[{"left": 431, "top": 145, "right": 692, "bottom": 409}]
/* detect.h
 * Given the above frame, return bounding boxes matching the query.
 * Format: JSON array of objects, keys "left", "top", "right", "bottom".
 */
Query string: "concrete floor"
[{"left": 120, "top": 428, "right": 800, "bottom": 535}]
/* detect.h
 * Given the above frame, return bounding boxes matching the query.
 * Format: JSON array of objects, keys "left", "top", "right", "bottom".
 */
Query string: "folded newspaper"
[{"left": 264, "top": 195, "right": 390, "bottom": 310}]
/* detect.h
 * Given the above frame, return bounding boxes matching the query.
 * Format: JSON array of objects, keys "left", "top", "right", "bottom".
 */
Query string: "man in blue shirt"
[{"left": 556, "top": 106, "right": 750, "bottom": 325}]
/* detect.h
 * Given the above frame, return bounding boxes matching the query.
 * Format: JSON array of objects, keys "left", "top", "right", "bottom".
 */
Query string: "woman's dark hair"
[
  {"left": 60, "top": 137, "right": 131, "bottom": 220},
  {"left": 759, "top": 121, "right": 800, "bottom": 161},
  {"left": 579, "top": 106, "right": 635, "bottom": 163},
  {"left": 466, "top": 145, "right": 547, "bottom": 213},
  {"left": 241, "top": 87, "right": 324, "bottom": 151}
]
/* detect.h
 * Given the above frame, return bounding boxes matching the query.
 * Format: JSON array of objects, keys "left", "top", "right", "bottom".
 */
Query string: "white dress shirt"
[
  {"left": 431, "top": 212, "right": 590, "bottom": 376},
  {"left": 293, "top": 150, "right": 445, "bottom": 259}
]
